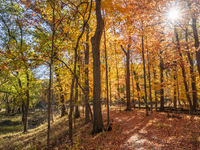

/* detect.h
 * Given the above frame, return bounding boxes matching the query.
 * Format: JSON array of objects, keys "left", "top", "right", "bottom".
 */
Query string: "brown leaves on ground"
[{"left": 57, "top": 108, "right": 200, "bottom": 150}]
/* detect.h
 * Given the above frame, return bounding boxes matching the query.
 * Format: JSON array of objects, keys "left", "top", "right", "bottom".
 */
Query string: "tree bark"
[
  {"left": 47, "top": 1, "right": 55, "bottom": 148},
  {"left": 142, "top": 35, "right": 148, "bottom": 116},
  {"left": 121, "top": 45, "right": 131, "bottom": 111},
  {"left": 153, "top": 69, "right": 158, "bottom": 111},
  {"left": 175, "top": 27, "right": 193, "bottom": 112},
  {"left": 131, "top": 60, "right": 135, "bottom": 109},
  {"left": 192, "top": 17, "right": 200, "bottom": 77},
  {"left": 159, "top": 51, "right": 164, "bottom": 112},
  {"left": 91, "top": 0, "right": 104, "bottom": 133},
  {"left": 114, "top": 40, "right": 120, "bottom": 110},
  {"left": 24, "top": 72, "right": 29, "bottom": 133},
  {"left": 109, "top": 67, "right": 112, "bottom": 106},
  {"left": 186, "top": 28, "right": 197, "bottom": 112},
  {"left": 22, "top": 102, "right": 25, "bottom": 124},
  {"left": 132, "top": 68, "right": 142, "bottom": 109},
  {"left": 126, "top": 46, "right": 131, "bottom": 111},
  {"left": 147, "top": 38, "right": 152, "bottom": 114},
  {"left": 17, "top": 72, "right": 24, "bottom": 124},
  {"left": 74, "top": 64, "right": 80, "bottom": 118},
  {"left": 60, "top": 85, "right": 66, "bottom": 117},
  {"left": 103, "top": 22, "right": 109, "bottom": 125},
  {"left": 55, "top": 68, "right": 66, "bottom": 117},
  {"left": 85, "top": 23, "right": 90, "bottom": 124},
  {"left": 173, "top": 69, "right": 177, "bottom": 110}
]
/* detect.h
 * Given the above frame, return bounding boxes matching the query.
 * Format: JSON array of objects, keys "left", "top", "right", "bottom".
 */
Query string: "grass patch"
[
  {"left": 156, "top": 123, "right": 171, "bottom": 128},
  {"left": 0, "top": 125, "right": 23, "bottom": 133},
  {"left": 0, "top": 109, "right": 63, "bottom": 150}
]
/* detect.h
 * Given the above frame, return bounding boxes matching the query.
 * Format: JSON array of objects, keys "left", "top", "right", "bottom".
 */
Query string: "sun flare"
[{"left": 168, "top": 9, "right": 179, "bottom": 21}]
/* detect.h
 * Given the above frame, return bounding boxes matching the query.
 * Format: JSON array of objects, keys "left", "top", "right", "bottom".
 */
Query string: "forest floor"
[
  {"left": 57, "top": 107, "right": 200, "bottom": 150},
  {"left": 0, "top": 109, "right": 60, "bottom": 150},
  {"left": 0, "top": 107, "right": 200, "bottom": 150}
]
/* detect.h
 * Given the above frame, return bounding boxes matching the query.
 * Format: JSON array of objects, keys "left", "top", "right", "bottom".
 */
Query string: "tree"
[
  {"left": 141, "top": 34, "right": 148, "bottom": 116},
  {"left": 91, "top": 0, "right": 104, "bottom": 134},
  {"left": 121, "top": 45, "right": 131, "bottom": 111},
  {"left": 84, "top": 23, "right": 90, "bottom": 124}
]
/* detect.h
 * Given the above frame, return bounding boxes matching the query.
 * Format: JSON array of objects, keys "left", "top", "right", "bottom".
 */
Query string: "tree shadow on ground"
[{"left": 59, "top": 108, "right": 200, "bottom": 150}]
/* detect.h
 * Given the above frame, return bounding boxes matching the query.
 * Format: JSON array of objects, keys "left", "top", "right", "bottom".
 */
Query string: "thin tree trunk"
[
  {"left": 186, "top": 28, "right": 197, "bottom": 112},
  {"left": 69, "top": 76, "right": 75, "bottom": 144},
  {"left": 47, "top": 1, "right": 55, "bottom": 148},
  {"left": 68, "top": 0, "right": 92, "bottom": 141},
  {"left": 74, "top": 64, "right": 80, "bottom": 118},
  {"left": 142, "top": 35, "right": 148, "bottom": 116},
  {"left": 22, "top": 102, "right": 25, "bottom": 124},
  {"left": 24, "top": 72, "right": 29, "bottom": 133},
  {"left": 173, "top": 68, "right": 177, "bottom": 110},
  {"left": 103, "top": 23, "right": 109, "bottom": 126},
  {"left": 60, "top": 85, "right": 66, "bottom": 117},
  {"left": 176, "top": 71, "right": 181, "bottom": 108},
  {"left": 175, "top": 27, "right": 193, "bottom": 112},
  {"left": 159, "top": 51, "right": 164, "bottom": 112},
  {"left": 126, "top": 47, "right": 131, "bottom": 111},
  {"left": 153, "top": 69, "right": 157, "bottom": 111},
  {"left": 85, "top": 24, "right": 90, "bottom": 124},
  {"left": 132, "top": 68, "right": 142, "bottom": 109},
  {"left": 55, "top": 68, "right": 66, "bottom": 117},
  {"left": 131, "top": 60, "right": 135, "bottom": 109},
  {"left": 109, "top": 67, "right": 112, "bottom": 106},
  {"left": 147, "top": 37, "right": 152, "bottom": 114},
  {"left": 114, "top": 40, "right": 120, "bottom": 110},
  {"left": 17, "top": 71, "right": 24, "bottom": 124}
]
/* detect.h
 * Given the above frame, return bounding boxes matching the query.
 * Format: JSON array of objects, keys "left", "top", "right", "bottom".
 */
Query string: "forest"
[{"left": 0, "top": 0, "right": 200, "bottom": 149}]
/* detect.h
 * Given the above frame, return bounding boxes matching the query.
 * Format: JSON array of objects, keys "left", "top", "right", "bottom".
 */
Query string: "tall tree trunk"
[
  {"left": 159, "top": 51, "right": 164, "bottom": 112},
  {"left": 69, "top": 76, "right": 75, "bottom": 144},
  {"left": 131, "top": 60, "right": 135, "bottom": 109},
  {"left": 133, "top": 68, "right": 142, "bottom": 109},
  {"left": 68, "top": 0, "right": 92, "bottom": 140},
  {"left": 186, "top": 28, "right": 197, "bottom": 112},
  {"left": 147, "top": 38, "right": 152, "bottom": 114},
  {"left": 55, "top": 68, "right": 66, "bottom": 117},
  {"left": 47, "top": 1, "right": 55, "bottom": 148},
  {"left": 60, "top": 85, "right": 66, "bottom": 117},
  {"left": 173, "top": 68, "right": 177, "bottom": 110},
  {"left": 109, "top": 67, "right": 112, "bottom": 106},
  {"left": 176, "top": 72, "right": 182, "bottom": 108},
  {"left": 126, "top": 47, "right": 131, "bottom": 111},
  {"left": 74, "top": 64, "right": 80, "bottom": 118},
  {"left": 22, "top": 102, "right": 25, "bottom": 124},
  {"left": 153, "top": 68, "right": 158, "bottom": 111},
  {"left": 85, "top": 24, "right": 90, "bottom": 124},
  {"left": 192, "top": 17, "right": 200, "bottom": 76},
  {"left": 91, "top": 0, "right": 104, "bottom": 133},
  {"left": 16, "top": 72, "right": 24, "bottom": 124},
  {"left": 175, "top": 27, "right": 193, "bottom": 112},
  {"left": 121, "top": 45, "right": 131, "bottom": 111},
  {"left": 142, "top": 35, "right": 148, "bottom": 116},
  {"left": 24, "top": 72, "right": 29, "bottom": 133},
  {"left": 114, "top": 40, "right": 120, "bottom": 110},
  {"left": 103, "top": 24, "right": 109, "bottom": 125}
]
